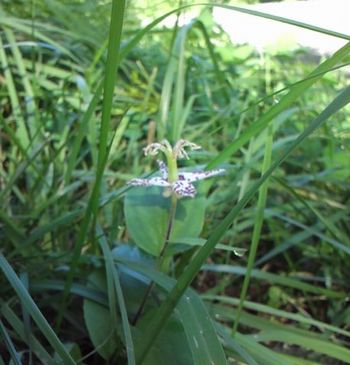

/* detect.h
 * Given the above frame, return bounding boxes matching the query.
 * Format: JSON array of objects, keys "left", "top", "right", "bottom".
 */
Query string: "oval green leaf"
[
  {"left": 83, "top": 271, "right": 120, "bottom": 360},
  {"left": 124, "top": 186, "right": 206, "bottom": 256}
]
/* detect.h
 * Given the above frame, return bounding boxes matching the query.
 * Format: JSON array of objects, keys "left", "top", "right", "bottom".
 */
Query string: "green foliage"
[{"left": 1, "top": 1, "right": 350, "bottom": 364}]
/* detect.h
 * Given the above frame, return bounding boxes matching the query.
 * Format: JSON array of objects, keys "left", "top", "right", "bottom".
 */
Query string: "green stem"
[
  {"left": 158, "top": 194, "right": 178, "bottom": 267},
  {"left": 166, "top": 155, "right": 178, "bottom": 183},
  {"left": 131, "top": 195, "right": 178, "bottom": 325}
]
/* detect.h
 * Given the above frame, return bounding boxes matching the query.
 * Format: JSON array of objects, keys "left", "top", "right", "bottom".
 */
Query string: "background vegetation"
[{"left": 1, "top": 0, "right": 350, "bottom": 364}]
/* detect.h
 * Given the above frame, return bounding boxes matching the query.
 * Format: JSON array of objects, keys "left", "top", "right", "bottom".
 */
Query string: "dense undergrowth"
[{"left": 1, "top": 1, "right": 350, "bottom": 364}]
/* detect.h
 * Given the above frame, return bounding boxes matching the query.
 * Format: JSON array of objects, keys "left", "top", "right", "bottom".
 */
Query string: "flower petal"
[
  {"left": 179, "top": 168, "right": 225, "bottom": 182},
  {"left": 172, "top": 180, "right": 196, "bottom": 198},
  {"left": 127, "top": 177, "right": 170, "bottom": 187},
  {"left": 157, "top": 160, "right": 168, "bottom": 180},
  {"left": 148, "top": 177, "right": 170, "bottom": 187}
]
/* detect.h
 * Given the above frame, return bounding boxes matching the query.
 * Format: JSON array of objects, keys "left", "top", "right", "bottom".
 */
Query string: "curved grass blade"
[
  {"left": 1, "top": 302, "right": 54, "bottom": 364},
  {"left": 0, "top": 15, "right": 78, "bottom": 61},
  {"left": 215, "top": 324, "right": 259, "bottom": 365},
  {"left": 19, "top": 273, "right": 33, "bottom": 365},
  {"left": 274, "top": 177, "right": 350, "bottom": 246},
  {"left": 0, "top": 35, "right": 28, "bottom": 148},
  {"left": 256, "top": 331, "right": 350, "bottom": 364},
  {"left": 58, "top": 0, "right": 126, "bottom": 329},
  {"left": 278, "top": 353, "right": 321, "bottom": 365},
  {"left": 213, "top": 304, "right": 350, "bottom": 364},
  {"left": 5, "top": 28, "right": 38, "bottom": 142},
  {"left": 113, "top": 258, "right": 227, "bottom": 365},
  {"left": 96, "top": 226, "right": 135, "bottom": 365},
  {"left": 204, "top": 264, "right": 344, "bottom": 298},
  {"left": 0, "top": 319, "right": 22, "bottom": 365},
  {"left": 168, "top": 237, "right": 247, "bottom": 255},
  {"left": 204, "top": 295, "right": 350, "bottom": 338},
  {"left": 30, "top": 280, "right": 106, "bottom": 306},
  {"left": 232, "top": 125, "right": 273, "bottom": 335},
  {"left": 0, "top": 210, "right": 25, "bottom": 248},
  {"left": 255, "top": 212, "right": 350, "bottom": 265},
  {"left": 0, "top": 142, "right": 46, "bottom": 203},
  {"left": 23, "top": 210, "right": 81, "bottom": 247},
  {"left": 0, "top": 254, "right": 75, "bottom": 365},
  {"left": 255, "top": 221, "right": 320, "bottom": 267},
  {"left": 216, "top": 320, "right": 296, "bottom": 365},
  {"left": 234, "top": 331, "right": 296, "bottom": 365},
  {"left": 274, "top": 213, "right": 350, "bottom": 254},
  {"left": 64, "top": 80, "right": 104, "bottom": 185},
  {"left": 159, "top": 23, "right": 187, "bottom": 141},
  {"left": 177, "top": 289, "right": 227, "bottom": 365},
  {"left": 218, "top": 4, "right": 350, "bottom": 41}
]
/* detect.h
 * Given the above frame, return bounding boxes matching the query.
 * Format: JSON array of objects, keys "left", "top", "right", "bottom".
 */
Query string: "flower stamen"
[{"left": 173, "top": 139, "right": 201, "bottom": 160}]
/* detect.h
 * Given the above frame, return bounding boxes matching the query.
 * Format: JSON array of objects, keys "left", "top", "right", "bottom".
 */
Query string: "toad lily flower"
[{"left": 127, "top": 139, "right": 224, "bottom": 198}]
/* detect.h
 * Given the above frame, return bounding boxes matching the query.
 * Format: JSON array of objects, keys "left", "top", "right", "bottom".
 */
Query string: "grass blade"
[
  {"left": 205, "top": 294, "right": 350, "bottom": 338},
  {"left": 232, "top": 125, "right": 274, "bottom": 335},
  {"left": 218, "top": 4, "right": 350, "bottom": 41},
  {"left": 0, "top": 35, "right": 28, "bottom": 148},
  {"left": 5, "top": 28, "right": 38, "bottom": 141},
  {"left": 97, "top": 226, "right": 135, "bottom": 365},
  {"left": 1, "top": 302, "right": 54, "bottom": 364},
  {"left": 113, "top": 258, "right": 227, "bottom": 365},
  {"left": 57, "top": 0, "right": 126, "bottom": 328},
  {"left": 214, "top": 304, "right": 350, "bottom": 364},
  {"left": 0, "top": 319, "right": 22, "bottom": 365},
  {"left": 215, "top": 324, "right": 259, "bottom": 365},
  {"left": 204, "top": 264, "right": 344, "bottom": 298},
  {"left": 0, "top": 254, "right": 75, "bottom": 365}
]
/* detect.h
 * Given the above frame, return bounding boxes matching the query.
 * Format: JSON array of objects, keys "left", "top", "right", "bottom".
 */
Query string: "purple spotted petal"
[
  {"left": 179, "top": 168, "right": 225, "bottom": 182},
  {"left": 148, "top": 177, "right": 170, "bottom": 187},
  {"left": 127, "top": 177, "right": 170, "bottom": 187},
  {"left": 172, "top": 180, "right": 196, "bottom": 198},
  {"left": 157, "top": 160, "right": 168, "bottom": 180}
]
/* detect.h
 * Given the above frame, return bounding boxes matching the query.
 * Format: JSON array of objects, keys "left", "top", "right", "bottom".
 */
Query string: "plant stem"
[
  {"left": 166, "top": 154, "right": 178, "bottom": 183},
  {"left": 158, "top": 194, "right": 178, "bottom": 265},
  {"left": 132, "top": 195, "right": 177, "bottom": 325}
]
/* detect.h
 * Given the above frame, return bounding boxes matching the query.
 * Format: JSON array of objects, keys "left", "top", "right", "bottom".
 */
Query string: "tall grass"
[{"left": 1, "top": 1, "right": 350, "bottom": 364}]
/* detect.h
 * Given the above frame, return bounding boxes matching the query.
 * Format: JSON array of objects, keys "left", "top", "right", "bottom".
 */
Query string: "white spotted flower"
[{"left": 127, "top": 139, "right": 224, "bottom": 198}]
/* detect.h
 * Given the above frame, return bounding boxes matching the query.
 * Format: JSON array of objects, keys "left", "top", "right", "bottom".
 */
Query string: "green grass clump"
[{"left": 1, "top": 1, "right": 350, "bottom": 364}]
